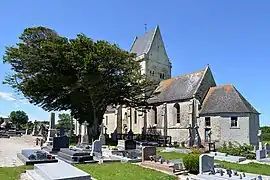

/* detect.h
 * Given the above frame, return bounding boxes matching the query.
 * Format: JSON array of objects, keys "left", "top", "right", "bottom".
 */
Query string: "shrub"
[
  {"left": 180, "top": 141, "right": 185, "bottom": 148},
  {"left": 183, "top": 154, "right": 200, "bottom": 174},
  {"left": 218, "top": 141, "right": 255, "bottom": 159},
  {"left": 262, "top": 133, "right": 270, "bottom": 141},
  {"left": 173, "top": 141, "right": 179, "bottom": 148}
]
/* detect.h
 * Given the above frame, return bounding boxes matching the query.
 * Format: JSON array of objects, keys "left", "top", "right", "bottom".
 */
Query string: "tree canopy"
[
  {"left": 9, "top": 110, "right": 29, "bottom": 128},
  {"left": 57, "top": 113, "right": 73, "bottom": 129},
  {"left": 3, "top": 26, "right": 152, "bottom": 136}
]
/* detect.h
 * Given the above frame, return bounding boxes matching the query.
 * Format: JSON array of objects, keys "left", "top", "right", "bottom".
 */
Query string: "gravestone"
[
  {"left": 57, "top": 148, "right": 94, "bottom": 164},
  {"left": 99, "top": 122, "right": 105, "bottom": 145},
  {"left": 258, "top": 130, "right": 263, "bottom": 150},
  {"left": 46, "top": 112, "right": 57, "bottom": 144},
  {"left": 91, "top": 140, "right": 102, "bottom": 156},
  {"left": 199, "top": 154, "right": 214, "bottom": 174},
  {"left": 52, "top": 136, "right": 70, "bottom": 151},
  {"left": 59, "top": 127, "right": 65, "bottom": 136},
  {"left": 26, "top": 160, "right": 92, "bottom": 180},
  {"left": 128, "top": 130, "right": 134, "bottom": 140},
  {"left": 194, "top": 124, "right": 201, "bottom": 148},
  {"left": 42, "top": 136, "right": 70, "bottom": 153},
  {"left": 81, "top": 121, "right": 89, "bottom": 144},
  {"left": 17, "top": 149, "right": 58, "bottom": 165},
  {"left": 256, "top": 149, "right": 266, "bottom": 160},
  {"left": 142, "top": 146, "right": 156, "bottom": 162},
  {"left": 265, "top": 143, "right": 270, "bottom": 155},
  {"left": 112, "top": 129, "right": 118, "bottom": 141},
  {"left": 117, "top": 139, "right": 136, "bottom": 150},
  {"left": 32, "top": 124, "right": 38, "bottom": 136}
]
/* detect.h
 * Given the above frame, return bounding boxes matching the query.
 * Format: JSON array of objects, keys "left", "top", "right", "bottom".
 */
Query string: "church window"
[
  {"left": 174, "top": 103, "right": 180, "bottom": 123},
  {"left": 231, "top": 117, "right": 238, "bottom": 127},
  {"left": 205, "top": 117, "right": 211, "bottom": 126},
  {"left": 153, "top": 106, "right": 157, "bottom": 124},
  {"left": 134, "top": 111, "right": 137, "bottom": 124},
  {"left": 160, "top": 73, "right": 162, "bottom": 79},
  {"left": 106, "top": 116, "right": 108, "bottom": 125}
]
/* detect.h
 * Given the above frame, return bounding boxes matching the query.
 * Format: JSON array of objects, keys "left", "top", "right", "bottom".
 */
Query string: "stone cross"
[
  {"left": 194, "top": 124, "right": 201, "bottom": 147},
  {"left": 46, "top": 112, "right": 57, "bottom": 144},
  {"left": 100, "top": 122, "right": 104, "bottom": 135},
  {"left": 187, "top": 124, "right": 193, "bottom": 148},
  {"left": 49, "top": 112, "right": 56, "bottom": 129},
  {"left": 258, "top": 130, "right": 263, "bottom": 150},
  {"left": 81, "top": 121, "right": 89, "bottom": 144},
  {"left": 208, "top": 129, "right": 212, "bottom": 143},
  {"left": 99, "top": 122, "right": 106, "bottom": 145}
]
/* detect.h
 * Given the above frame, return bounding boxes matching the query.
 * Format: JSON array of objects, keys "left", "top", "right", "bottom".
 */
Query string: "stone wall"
[
  {"left": 198, "top": 113, "right": 257, "bottom": 147},
  {"left": 145, "top": 27, "right": 171, "bottom": 82},
  {"left": 249, "top": 113, "right": 260, "bottom": 145},
  {"left": 103, "top": 112, "right": 117, "bottom": 135}
]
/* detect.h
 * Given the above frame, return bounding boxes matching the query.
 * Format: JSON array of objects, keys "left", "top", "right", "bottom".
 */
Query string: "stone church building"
[{"left": 101, "top": 25, "right": 260, "bottom": 147}]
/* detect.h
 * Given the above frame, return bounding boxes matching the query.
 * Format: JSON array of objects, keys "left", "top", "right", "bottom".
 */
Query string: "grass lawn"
[
  {"left": 0, "top": 165, "right": 33, "bottom": 180},
  {"left": 76, "top": 162, "right": 176, "bottom": 180},
  {"left": 156, "top": 150, "right": 270, "bottom": 176},
  {"left": 217, "top": 161, "right": 270, "bottom": 176},
  {"left": 0, "top": 163, "right": 176, "bottom": 180},
  {"left": 157, "top": 151, "right": 187, "bottom": 160}
]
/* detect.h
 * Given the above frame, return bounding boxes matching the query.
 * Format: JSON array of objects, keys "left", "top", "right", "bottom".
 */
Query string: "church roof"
[
  {"left": 200, "top": 85, "right": 259, "bottom": 115},
  {"left": 130, "top": 26, "right": 158, "bottom": 56},
  {"left": 148, "top": 67, "right": 207, "bottom": 104}
]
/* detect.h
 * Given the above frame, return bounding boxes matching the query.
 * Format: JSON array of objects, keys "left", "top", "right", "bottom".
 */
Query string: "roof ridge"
[
  {"left": 145, "top": 25, "right": 158, "bottom": 54},
  {"left": 130, "top": 36, "right": 138, "bottom": 52},
  {"left": 233, "top": 86, "right": 260, "bottom": 114},
  {"left": 193, "top": 66, "right": 210, "bottom": 97}
]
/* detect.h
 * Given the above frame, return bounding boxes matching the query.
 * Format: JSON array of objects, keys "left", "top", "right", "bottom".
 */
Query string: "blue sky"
[{"left": 0, "top": 1, "right": 269, "bottom": 125}]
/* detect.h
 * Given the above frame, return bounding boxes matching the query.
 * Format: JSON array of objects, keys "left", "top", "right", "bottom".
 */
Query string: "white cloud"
[
  {"left": 0, "top": 92, "right": 16, "bottom": 101},
  {"left": 0, "top": 114, "right": 8, "bottom": 118}
]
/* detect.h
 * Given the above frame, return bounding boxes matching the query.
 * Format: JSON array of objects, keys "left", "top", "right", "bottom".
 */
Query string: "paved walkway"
[{"left": 0, "top": 135, "right": 39, "bottom": 167}]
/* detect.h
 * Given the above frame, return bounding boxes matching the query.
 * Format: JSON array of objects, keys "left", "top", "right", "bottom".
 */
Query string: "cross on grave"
[
  {"left": 99, "top": 122, "right": 106, "bottom": 145},
  {"left": 81, "top": 121, "right": 89, "bottom": 144},
  {"left": 194, "top": 123, "right": 201, "bottom": 147},
  {"left": 258, "top": 130, "right": 263, "bottom": 150}
]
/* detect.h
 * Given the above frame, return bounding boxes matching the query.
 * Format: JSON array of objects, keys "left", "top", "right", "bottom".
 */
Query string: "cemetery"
[{"left": 2, "top": 111, "right": 270, "bottom": 179}]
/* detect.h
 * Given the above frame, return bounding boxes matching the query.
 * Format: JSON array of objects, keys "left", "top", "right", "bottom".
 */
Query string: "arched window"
[
  {"left": 153, "top": 106, "right": 157, "bottom": 124},
  {"left": 174, "top": 103, "right": 180, "bottom": 123}
]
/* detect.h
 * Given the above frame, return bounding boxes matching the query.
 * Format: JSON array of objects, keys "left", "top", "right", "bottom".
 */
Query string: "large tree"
[
  {"left": 57, "top": 113, "right": 73, "bottom": 129},
  {"left": 3, "top": 26, "right": 152, "bottom": 137},
  {"left": 9, "top": 110, "right": 29, "bottom": 129}
]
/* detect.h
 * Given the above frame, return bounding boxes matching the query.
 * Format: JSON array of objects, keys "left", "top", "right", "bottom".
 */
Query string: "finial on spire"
[{"left": 144, "top": 24, "right": 147, "bottom": 33}]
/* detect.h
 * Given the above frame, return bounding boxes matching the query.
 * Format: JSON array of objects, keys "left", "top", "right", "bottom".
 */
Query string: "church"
[{"left": 102, "top": 25, "right": 260, "bottom": 147}]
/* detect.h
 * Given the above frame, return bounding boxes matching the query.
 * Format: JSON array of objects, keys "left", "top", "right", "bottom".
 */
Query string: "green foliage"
[
  {"left": 3, "top": 26, "right": 153, "bottom": 136},
  {"left": 56, "top": 113, "right": 73, "bottom": 130},
  {"left": 262, "top": 133, "right": 270, "bottom": 141},
  {"left": 9, "top": 110, "right": 29, "bottom": 128},
  {"left": 218, "top": 161, "right": 270, "bottom": 176},
  {"left": 260, "top": 126, "right": 270, "bottom": 133},
  {"left": 183, "top": 154, "right": 200, "bottom": 174},
  {"left": 218, "top": 141, "right": 255, "bottom": 159},
  {"left": 260, "top": 126, "right": 270, "bottom": 141}
]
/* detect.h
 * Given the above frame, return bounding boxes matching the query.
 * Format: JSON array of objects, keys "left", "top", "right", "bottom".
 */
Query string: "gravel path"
[{"left": 0, "top": 135, "right": 39, "bottom": 167}]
